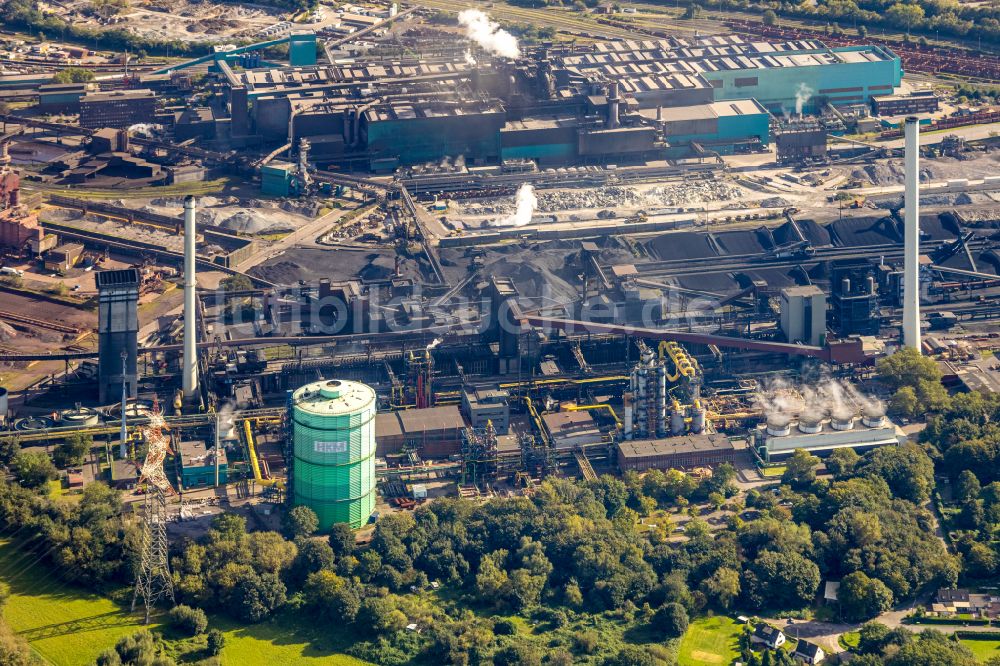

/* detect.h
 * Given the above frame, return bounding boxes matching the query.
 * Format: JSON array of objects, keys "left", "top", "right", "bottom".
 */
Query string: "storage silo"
[{"left": 290, "top": 379, "right": 376, "bottom": 529}]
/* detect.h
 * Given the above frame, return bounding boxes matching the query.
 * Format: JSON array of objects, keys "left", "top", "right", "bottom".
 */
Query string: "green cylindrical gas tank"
[{"left": 290, "top": 379, "right": 376, "bottom": 529}]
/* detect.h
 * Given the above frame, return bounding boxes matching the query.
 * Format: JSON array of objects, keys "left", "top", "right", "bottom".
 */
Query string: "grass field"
[
  {"left": 214, "top": 616, "right": 370, "bottom": 666},
  {"left": 0, "top": 538, "right": 372, "bottom": 665},
  {"left": 961, "top": 637, "right": 1000, "bottom": 662},
  {"left": 678, "top": 616, "right": 743, "bottom": 666},
  {"left": 0, "top": 538, "right": 154, "bottom": 665}
]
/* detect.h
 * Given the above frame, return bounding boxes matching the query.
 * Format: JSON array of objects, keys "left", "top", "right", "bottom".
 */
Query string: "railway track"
[{"left": 0, "top": 309, "right": 80, "bottom": 334}]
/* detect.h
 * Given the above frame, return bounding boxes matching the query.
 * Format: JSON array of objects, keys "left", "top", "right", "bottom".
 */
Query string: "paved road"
[{"left": 239, "top": 205, "right": 356, "bottom": 271}]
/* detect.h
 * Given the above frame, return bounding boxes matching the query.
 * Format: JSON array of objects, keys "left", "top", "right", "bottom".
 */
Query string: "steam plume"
[
  {"left": 794, "top": 83, "right": 813, "bottom": 116},
  {"left": 491, "top": 183, "right": 537, "bottom": 227},
  {"left": 458, "top": 10, "right": 521, "bottom": 59},
  {"left": 753, "top": 374, "right": 884, "bottom": 423}
]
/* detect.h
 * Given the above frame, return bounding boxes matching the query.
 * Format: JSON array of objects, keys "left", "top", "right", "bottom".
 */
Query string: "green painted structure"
[
  {"left": 700, "top": 45, "right": 902, "bottom": 113},
  {"left": 153, "top": 32, "right": 317, "bottom": 75},
  {"left": 261, "top": 161, "right": 295, "bottom": 197},
  {"left": 291, "top": 379, "right": 377, "bottom": 529},
  {"left": 288, "top": 33, "right": 318, "bottom": 67},
  {"left": 178, "top": 440, "right": 228, "bottom": 488},
  {"left": 657, "top": 99, "right": 771, "bottom": 157}
]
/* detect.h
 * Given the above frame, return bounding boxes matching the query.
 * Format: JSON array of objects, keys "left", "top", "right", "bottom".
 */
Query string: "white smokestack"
[
  {"left": 490, "top": 184, "right": 537, "bottom": 227},
  {"left": 903, "top": 117, "right": 921, "bottom": 351},
  {"left": 457, "top": 10, "right": 521, "bottom": 59},
  {"left": 183, "top": 196, "right": 199, "bottom": 397}
]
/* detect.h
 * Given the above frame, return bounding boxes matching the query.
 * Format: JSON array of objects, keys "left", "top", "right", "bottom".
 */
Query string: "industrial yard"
[{"left": 0, "top": 0, "right": 999, "bottom": 663}]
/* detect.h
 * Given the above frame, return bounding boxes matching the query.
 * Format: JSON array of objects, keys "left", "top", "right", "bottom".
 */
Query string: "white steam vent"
[
  {"left": 458, "top": 10, "right": 521, "bottom": 60},
  {"left": 490, "top": 183, "right": 537, "bottom": 227},
  {"left": 862, "top": 404, "right": 887, "bottom": 428},
  {"left": 766, "top": 415, "right": 792, "bottom": 437},
  {"left": 798, "top": 410, "right": 824, "bottom": 434}
]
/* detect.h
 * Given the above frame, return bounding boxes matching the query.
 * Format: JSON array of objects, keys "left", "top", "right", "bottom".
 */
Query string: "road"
[{"left": 237, "top": 205, "right": 357, "bottom": 271}]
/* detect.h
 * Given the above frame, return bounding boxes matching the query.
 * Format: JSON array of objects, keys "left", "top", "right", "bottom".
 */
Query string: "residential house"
[
  {"left": 750, "top": 623, "right": 785, "bottom": 650},
  {"left": 791, "top": 640, "right": 825, "bottom": 664},
  {"left": 930, "top": 588, "right": 1000, "bottom": 620}
]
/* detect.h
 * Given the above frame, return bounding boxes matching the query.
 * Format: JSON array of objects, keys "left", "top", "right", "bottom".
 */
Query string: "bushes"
[
  {"left": 206, "top": 629, "right": 225, "bottom": 656},
  {"left": 572, "top": 630, "right": 600, "bottom": 654},
  {"left": 493, "top": 618, "right": 518, "bottom": 635},
  {"left": 167, "top": 605, "right": 208, "bottom": 636},
  {"left": 651, "top": 602, "right": 689, "bottom": 638}
]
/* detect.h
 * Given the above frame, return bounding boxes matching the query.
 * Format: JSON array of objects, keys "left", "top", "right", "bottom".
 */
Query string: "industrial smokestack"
[
  {"left": 607, "top": 81, "right": 620, "bottom": 130},
  {"left": 903, "top": 116, "right": 921, "bottom": 351},
  {"left": 182, "top": 196, "right": 199, "bottom": 398}
]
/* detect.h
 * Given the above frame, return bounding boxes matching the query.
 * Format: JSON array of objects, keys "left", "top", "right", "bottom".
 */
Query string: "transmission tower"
[{"left": 131, "top": 412, "right": 175, "bottom": 624}]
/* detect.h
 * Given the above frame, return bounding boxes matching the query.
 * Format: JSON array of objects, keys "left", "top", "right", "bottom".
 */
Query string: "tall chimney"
[
  {"left": 903, "top": 117, "right": 921, "bottom": 351},
  {"left": 183, "top": 196, "right": 199, "bottom": 397},
  {"left": 606, "top": 81, "right": 620, "bottom": 130}
]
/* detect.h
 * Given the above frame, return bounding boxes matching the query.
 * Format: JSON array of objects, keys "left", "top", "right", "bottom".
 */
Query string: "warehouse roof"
[
  {"left": 542, "top": 411, "right": 600, "bottom": 438},
  {"left": 178, "top": 439, "right": 227, "bottom": 469},
  {"left": 81, "top": 88, "right": 155, "bottom": 103},
  {"left": 618, "top": 433, "right": 744, "bottom": 458},
  {"left": 376, "top": 406, "right": 466, "bottom": 439},
  {"left": 647, "top": 98, "right": 767, "bottom": 123},
  {"left": 375, "top": 412, "right": 404, "bottom": 438},
  {"left": 399, "top": 405, "right": 466, "bottom": 432}
]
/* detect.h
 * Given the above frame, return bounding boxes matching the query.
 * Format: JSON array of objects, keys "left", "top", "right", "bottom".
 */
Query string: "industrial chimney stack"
[
  {"left": 903, "top": 117, "right": 921, "bottom": 351},
  {"left": 182, "top": 196, "right": 199, "bottom": 398},
  {"left": 606, "top": 81, "right": 620, "bottom": 130}
]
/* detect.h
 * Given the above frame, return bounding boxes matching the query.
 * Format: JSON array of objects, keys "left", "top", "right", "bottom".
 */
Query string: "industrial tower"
[
  {"left": 131, "top": 411, "right": 175, "bottom": 624},
  {"left": 903, "top": 116, "right": 921, "bottom": 351}
]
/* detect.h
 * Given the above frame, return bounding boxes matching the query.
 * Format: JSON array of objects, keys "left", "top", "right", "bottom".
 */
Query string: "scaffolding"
[
  {"left": 518, "top": 432, "right": 556, "bottom": 479},
  {"left": 461, "top": 421, "right": 498, "bottom": 487},
  {"left": 406, "top": 348, "right": 434, "bottom": 409}
]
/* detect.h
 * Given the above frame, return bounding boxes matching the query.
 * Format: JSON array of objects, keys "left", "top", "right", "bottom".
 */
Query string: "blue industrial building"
[
  {"left": 557, "top": 37, "right": 901, "bottom": 114},
  {"left": 698, "top": 44, "right": 902, "bottom": 113},
  {"left": 178, "top": 439, "right": 228, "bottom": 488},
  {"left": 647, "top": 99, "right": 771, "bottom": 157}
]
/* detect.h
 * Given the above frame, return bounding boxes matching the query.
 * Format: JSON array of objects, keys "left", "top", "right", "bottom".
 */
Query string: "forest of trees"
[
  {"left": 0, "top": 340, "right": 994, "bottom": 664},
  {"left": 0, "top": 436, "right": 961, "bottom": 665}
]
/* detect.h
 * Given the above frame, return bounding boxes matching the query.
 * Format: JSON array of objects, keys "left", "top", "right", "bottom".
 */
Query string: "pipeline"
[
  {"left": 562, "top": 403, "right": 622, "bottom": 427},
  {"left": 240, "top": 419, "right": 282, "bottom": 488}
]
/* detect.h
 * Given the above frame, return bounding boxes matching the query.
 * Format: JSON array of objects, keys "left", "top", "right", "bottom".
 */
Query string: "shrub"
[
  {"left": 573, "top": 630, "right": 599, "bottom": 654},
  {"left": 168, "top": 604, "right": 208, "bottom": 636},
  {"left": 493, "top": 617, "right": 518, "bottom": 635},
  {"left": 206, "top": 629, "right": 225, "bottom": 656}
]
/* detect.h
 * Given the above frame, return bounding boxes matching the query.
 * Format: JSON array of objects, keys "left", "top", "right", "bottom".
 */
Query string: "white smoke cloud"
[
  {"left": 128, "top": 123, "right": 161, "bottom": 137},
  {"left": 458, "top": 9, "right": 521, "bottom": 60},
  {"left": 464, "top": 50, "right": 478, "bottom": 66},
  {"left": 426, "top": 338, "right": 442, "bottom": 350},
  {"left": 794, "top": 83, "right": 813, "bottom": 116},
  {"left": 753, "top": 374, "right": 884, "bottom": 423},
  {"left": 490, "top": 183, "right": 537, "bottom": 227},
  {"left": 216, "top": 402, "right": 236, "bottom": 441}
]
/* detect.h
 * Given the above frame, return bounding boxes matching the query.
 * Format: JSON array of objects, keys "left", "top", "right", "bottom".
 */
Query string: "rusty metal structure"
[{"left": 131, "top": 412, "right": 175, "bottom": 624}]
